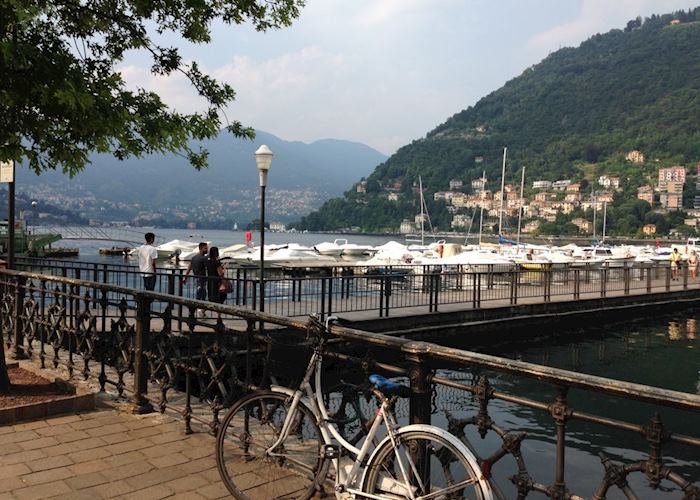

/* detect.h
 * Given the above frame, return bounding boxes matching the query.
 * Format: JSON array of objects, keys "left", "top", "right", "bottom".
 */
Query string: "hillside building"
[
  {"left": 399, "top": 220, "right": 415, "bottom": 234},
  {"left": 471, "top": 177, "right": 487, "bottom": 191},
  {"left": 356, "top": 181, "right": 366, "bottom": 193},
  {"left": 449, "top": 179, "right": 464, "bottom": 190},
  {"left": 658, "top": 166, "right": 686, "bottom": 187},
  {"left": 566, "top": 182, "right": 581, "bottom": 192},
  {"left": 660, "top": 192, "right": 682, "bottom": 211},
  {"left": 642, "top": 224, "right": 657, "bottom": 235},
  {"left": 451, "top": 214, "right": 470, "bottom": 229},
  {"left": 571, "top": 218, "right": 591, "bottom": 233},
  {"left": 522, "top": 220, "right": 541, "bottom": 233},
  {"left": 564, "top": 192, "right": 583, "bottom": 204},
  {"left": 625, "top": 150, "right": 645, "bottom": 163},
  {"left": 552, "top": 180, "right": 571, "bottom": 190},
  {"left": 269, "top": 222, "right": 286, "bottom": 231},
  {"left": 598, "top": 175, "right": 620, "bottom": 189},
  {"left": 532, "top": 180, "right": 552, "bottom": 190},
  {"left": 637, "top": 185, "right": 654, "bottom": 204},
  {"left": 387, "top": 192, "right": 399, "bottom": 201}
]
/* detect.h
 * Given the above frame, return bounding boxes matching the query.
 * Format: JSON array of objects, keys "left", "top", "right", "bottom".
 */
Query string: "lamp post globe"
[{"left": 254, "top": 145, "right": 273, "bottom": 314}]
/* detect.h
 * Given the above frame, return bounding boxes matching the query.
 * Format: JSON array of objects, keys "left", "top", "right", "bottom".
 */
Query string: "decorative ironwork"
[
  {"left": 107, "top": 299, "right": 135, "bottom": 398},
  {"left": 0, "top": 265, "right": 696, "bottom": 499}
]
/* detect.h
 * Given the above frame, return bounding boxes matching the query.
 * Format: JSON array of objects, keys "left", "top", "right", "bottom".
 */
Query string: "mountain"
[
  {"left": 15, "top": 130, "right": 386, "bottom": 225},
  {"left": 297, "top": 8, "right": 700, "bottom": 234}
]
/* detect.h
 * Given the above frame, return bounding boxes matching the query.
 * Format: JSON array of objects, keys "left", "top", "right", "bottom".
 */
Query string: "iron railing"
[
  {"left": 15, "top": 256, "right": 697, "bottom": 320},
  {"left": 0, "top": 267, "right": 698, "bottom": 498}
]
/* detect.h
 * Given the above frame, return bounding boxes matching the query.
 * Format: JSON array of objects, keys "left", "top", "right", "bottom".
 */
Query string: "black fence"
[
  {"left": 14, "top": 256, "right": 696, "bottom": 320},
  {"left": 1, "top": 267, "right": 698, "bottom": 498}
]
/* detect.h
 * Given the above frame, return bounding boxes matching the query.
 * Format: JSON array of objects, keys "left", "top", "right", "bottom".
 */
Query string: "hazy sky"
[{"left": 121, "top": 0, "right": 700, "bottom": 155}]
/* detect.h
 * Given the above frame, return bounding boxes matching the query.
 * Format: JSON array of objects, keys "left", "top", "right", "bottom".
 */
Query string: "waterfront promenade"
[{"left": 0, "top": 403, "right": 227, "bottom": 500}]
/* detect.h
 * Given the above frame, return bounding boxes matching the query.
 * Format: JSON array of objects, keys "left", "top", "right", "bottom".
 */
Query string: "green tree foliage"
[
  {"left": 0, "top": 0, "right": 304, "bottom": 175},
  {"left": 0, "top": 0, "right": 304, "bottom": 390},
  {"left": 298, "top": 7, "right": 700, "bottom": 232}
]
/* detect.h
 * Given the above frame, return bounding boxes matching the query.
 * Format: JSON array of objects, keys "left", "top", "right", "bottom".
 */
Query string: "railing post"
[
  {"left": 12, "top": 276, "right": 27, "bottom": 359},
  {"left": 573, "top": 269, "right": 580, "bottom": 300},
  {"left": 428, "top": 270, "right": 435, "bottom": 312},
  {"left": 327, "top": 276, "right": 333, "bottom": 318},
  {"left": 646, "top": 263, "right": 653, "bottom": 293},
  {"left": 385, "top": 274, "right": 391, "bottom": 317},
  {"left": 476, "top": 272, "right": 482, "bottom": 308},
  {"left": 623, "top": 266, "right": 630, "bottom": 295},
  {"left": 665, "top": 265, "right": 671, "bottom": 291},
  {"left": 471, "top": 271, "right": 477, "bottom": 309},
  {"left": 509, "top": 269, "right": 517, "bottom": 305},
  {"left": 320, "top": 277, "right": 326, "bottom": 322},
  {"left": 683, "top": 261, "right": 688, "bottom": 290},
  {"left": 601, "top": 267, "right": 607, "bottom": 298},
  {"left": 131, "top": 294, "right": 155, "bottom": 414},
  {"left": 404, "top": 341, "right": 431, "bottom": 426},
  {"left": 549, "top": 386, "right": 570, "bottom": 499}
]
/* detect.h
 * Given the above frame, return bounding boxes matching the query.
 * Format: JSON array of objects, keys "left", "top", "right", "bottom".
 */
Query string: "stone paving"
[{"left": 0, "top": 401, "right": 230, "bottom": 500}]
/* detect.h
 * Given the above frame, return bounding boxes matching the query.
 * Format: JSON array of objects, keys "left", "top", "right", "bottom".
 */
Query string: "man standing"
[
  {"left": 182, "top": 242, "right": 209, "bottom": 315},
  {"left": 137, "top": 232, "right": 158, "bottom": 290}
]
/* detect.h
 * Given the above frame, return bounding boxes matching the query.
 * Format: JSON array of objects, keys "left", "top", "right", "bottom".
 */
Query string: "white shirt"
[{"left": 138, "top": 244, "right": 158, "bottom": 274}]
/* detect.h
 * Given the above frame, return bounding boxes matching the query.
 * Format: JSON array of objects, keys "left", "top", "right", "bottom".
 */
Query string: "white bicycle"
[{"left": 216, "top": 315, "right": 493, "bottom": 499}]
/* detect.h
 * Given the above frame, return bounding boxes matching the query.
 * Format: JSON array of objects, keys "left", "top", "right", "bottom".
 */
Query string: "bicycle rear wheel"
[
  {"left": 362, "top": 429, "right": 492, "bottom": 499},
  {"left": 216, "top": 391, "right": 329, "bottom": 499}
]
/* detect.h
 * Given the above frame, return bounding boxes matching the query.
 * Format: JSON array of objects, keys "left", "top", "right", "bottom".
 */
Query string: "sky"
[{"left": 120, "top": 0, "right": 700, "bottom": 156}]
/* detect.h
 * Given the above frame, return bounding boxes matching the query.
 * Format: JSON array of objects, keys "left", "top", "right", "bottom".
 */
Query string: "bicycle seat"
[{"left": 369, "top": 374, "right": 410, "bottom": 398}]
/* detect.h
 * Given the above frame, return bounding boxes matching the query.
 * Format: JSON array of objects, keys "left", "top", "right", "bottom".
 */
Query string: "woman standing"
[{"left": 207, "top": 246, "right": 228, "bottom": 319}]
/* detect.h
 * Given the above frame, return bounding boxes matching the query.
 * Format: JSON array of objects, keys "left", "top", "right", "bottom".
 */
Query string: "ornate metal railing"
[
  {"left": 14, "top": 256, "right": 696, "bottom": 320},
  {"left": 1, "top": 268, "right": 698, "bottom": 498}
]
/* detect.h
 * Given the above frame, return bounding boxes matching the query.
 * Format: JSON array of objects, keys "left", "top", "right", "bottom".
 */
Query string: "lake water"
[{"left": 440, "top": 312, "right": 699, "bottom": 499}]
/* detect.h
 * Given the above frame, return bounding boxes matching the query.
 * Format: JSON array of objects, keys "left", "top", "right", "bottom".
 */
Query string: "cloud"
[
  {"left": 355, "top": 0, "right": 428, "bottom": 27},
  {"left": 528, "top": 0, "right": 697, "bottom": 51}
]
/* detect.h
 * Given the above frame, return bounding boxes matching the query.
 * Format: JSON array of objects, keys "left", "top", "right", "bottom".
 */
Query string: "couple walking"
[{"left": 182, "top": 242, "right": 231, "bottom": 318}]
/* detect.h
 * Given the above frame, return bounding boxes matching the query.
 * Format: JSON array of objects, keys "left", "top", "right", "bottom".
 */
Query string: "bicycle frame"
[{"left": 265, "top": 343, "right": 420, "bottom": 499}]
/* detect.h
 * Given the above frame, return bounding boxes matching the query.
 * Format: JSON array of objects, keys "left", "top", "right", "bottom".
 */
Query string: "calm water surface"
[{"left": 438, "top": 313, "right": 699, "bottom": 499}]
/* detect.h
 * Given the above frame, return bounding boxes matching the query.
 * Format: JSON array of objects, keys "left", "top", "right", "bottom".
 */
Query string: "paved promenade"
[{"left": 0, "top": 402, "right": 229, "bottom": 500}]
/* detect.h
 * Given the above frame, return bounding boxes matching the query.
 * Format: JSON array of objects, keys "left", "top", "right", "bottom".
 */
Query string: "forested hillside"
[{"left": 297, "top": 8, "right": 700, "bottom": 234}]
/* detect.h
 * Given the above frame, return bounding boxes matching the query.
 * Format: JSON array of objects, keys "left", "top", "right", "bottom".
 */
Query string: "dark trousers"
[
  {"left": 196, "top": 278, "right": 207, "bottom": 301},
  {"left": 143, "top": 274, "right": 156, "bottom": 291}
]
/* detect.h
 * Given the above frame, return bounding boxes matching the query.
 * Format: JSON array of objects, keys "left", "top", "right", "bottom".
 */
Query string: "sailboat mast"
[
  {"left": 602, "top": 201, "right": 607, "bottom": 243},
  {"left": 592, "top": 193, "right": 597, "bottom": 241},
  {"left": 498, "top": 147, "right": 507, "bottom": 236},
  {"left": 517, "top": 166, "right": 526, "bottom": 247},
  {"left": 419, "top": 176, "right": 425, "bottom": 246},
  {"left": 478, "top": 170, "right": 485, "bottom": 246}
]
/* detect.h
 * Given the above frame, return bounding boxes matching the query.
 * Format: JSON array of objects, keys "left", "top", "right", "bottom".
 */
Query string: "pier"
[
  {"left": 1, "top": 261, "right": 699, "bottom": 498},
  {"left": 15, "top": 255, "right": 700, "bottom": 337}
]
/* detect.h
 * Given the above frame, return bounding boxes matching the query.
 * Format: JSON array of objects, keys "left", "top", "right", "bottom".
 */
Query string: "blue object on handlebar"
[{"left": 368, "top": 374, "right": 410, "bottom": 398}]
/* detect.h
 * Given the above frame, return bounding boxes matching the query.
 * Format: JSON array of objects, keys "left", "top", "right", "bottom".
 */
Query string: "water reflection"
[{"left": 440, "top": 311, "right": 700, "bottom": 498}]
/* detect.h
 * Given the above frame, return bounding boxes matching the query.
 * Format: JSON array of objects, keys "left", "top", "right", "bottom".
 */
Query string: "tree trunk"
[{"left": 0, "top": 340, "right": 10, "bottom": 391}]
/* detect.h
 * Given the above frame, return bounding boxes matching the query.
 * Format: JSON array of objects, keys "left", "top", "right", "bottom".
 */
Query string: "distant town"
[
  {"left": 20, "top": 186, "right": 323, "bottom": 229},
  {"left": 353, "top": 150, "right": 700, "bottom": 238}
]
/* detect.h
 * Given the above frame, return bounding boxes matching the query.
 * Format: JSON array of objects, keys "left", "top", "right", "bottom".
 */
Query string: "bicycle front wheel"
[
  {"left": 216, "top": 391, "right": 329, "bottom": 499},
  {"left": 362, "top": 429, "right": 492, "bottom": 499}
]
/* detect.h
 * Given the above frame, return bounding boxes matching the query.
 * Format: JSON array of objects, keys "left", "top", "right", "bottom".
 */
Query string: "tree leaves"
[{"left": 0, "top": 0, "right": 305, "bottom": 174}]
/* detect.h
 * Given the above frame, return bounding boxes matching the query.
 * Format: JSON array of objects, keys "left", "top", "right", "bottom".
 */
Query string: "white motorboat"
[
  {"left": 314, "top": 239, "right": 346, "bottom": 257},
  {"left": 339, "top": 242, "right": 377, "bottom": 257},
  {"left": 155, "top": 239, "right": 201, "bottom": 259}
]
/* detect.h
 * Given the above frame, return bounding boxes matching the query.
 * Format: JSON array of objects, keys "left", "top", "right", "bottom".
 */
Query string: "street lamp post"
[{"left": 255, "top": 145, "right": 273, "bottom": 314}]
